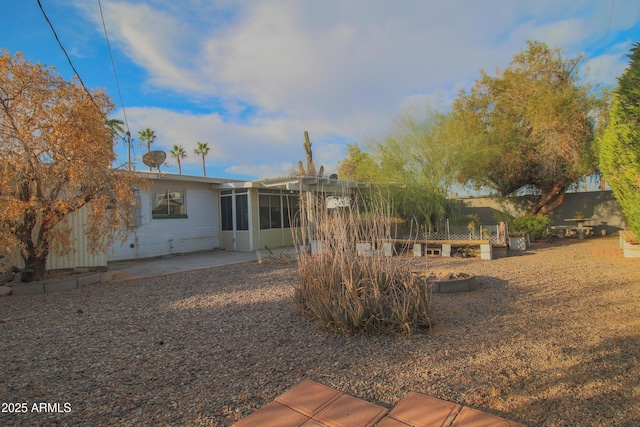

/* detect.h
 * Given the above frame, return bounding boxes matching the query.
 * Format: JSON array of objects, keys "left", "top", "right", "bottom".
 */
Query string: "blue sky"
[{"left": 2, "top": 0, "right": 639, "bottom": 180}]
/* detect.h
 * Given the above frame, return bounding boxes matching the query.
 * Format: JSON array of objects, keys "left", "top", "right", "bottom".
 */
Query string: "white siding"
[{"left": 108, "top": 180, "right": 220, "bottom": 261}]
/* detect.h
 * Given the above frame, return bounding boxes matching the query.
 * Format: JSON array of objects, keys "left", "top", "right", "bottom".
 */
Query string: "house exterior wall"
[
  {"left": 108, "top": 179, "right": 220, "bottom": 261},
  {"left": 256, "top": 227, "right": 298, "bottom": 250},
  {"left": 3, "top": 206, "right": 107, "bottom": 272},
  {"left": 47, "top": 207, "right": 108, "bottom": 270},
  {"left": 219, "top": 230, "right": 251, "bottom": 251},
  {"left": 219, "top": 188, "right": 300, "bottom": 251}
]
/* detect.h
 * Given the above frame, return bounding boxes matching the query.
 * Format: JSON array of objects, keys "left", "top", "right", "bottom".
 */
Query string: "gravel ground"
[{"left": 1, "top": 236, "right": 639, "bottom": 426}]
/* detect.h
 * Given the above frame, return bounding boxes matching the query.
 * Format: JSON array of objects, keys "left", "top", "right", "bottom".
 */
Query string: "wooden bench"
[
  {"left": 619, "top": 230, "right": 640, "bottom": 258},
  {"left": 384, "top": 239, "right": 493, "bottom": 260}
]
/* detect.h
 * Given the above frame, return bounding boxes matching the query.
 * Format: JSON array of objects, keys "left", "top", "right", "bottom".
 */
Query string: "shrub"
[
  {"left": 599, "top": 42, "right": 640, "bottom": 236},
  {"left": 293, "top": 190, "right": 433, "bottom": 335},
  {"left": 511, "top": 215, "right": 550, "bottom": 240}
]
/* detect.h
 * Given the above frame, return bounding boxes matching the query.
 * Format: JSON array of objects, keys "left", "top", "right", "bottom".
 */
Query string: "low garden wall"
[{"left": 1, "top": 269, "right": 112, "bottom": 296}]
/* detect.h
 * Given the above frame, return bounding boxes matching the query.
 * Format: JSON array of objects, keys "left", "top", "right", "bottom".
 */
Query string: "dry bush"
[{"left": 293, "top": 190, "right": 432, "bottom": 334}]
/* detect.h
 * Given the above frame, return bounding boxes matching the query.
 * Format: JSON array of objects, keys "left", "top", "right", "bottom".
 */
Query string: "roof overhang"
[{"left": 247, "top": 176, "right": 369, "bottom": 192}]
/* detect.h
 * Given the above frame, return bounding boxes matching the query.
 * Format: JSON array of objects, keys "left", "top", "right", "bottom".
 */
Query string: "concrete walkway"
[{"left": 107, "top": 249, "right": 256, "bottom": 282}]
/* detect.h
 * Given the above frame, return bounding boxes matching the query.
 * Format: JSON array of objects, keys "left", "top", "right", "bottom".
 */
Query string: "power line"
[
  {"left": 36, "top": 0, "right": 105, "bottom": 118},
  {"left": 97, "top": 0, "right": 130, "bottom": 134},
  {"left": 595, "top": 0, "right": 616, "bottom": 81},
  {"left": 97, "top": 0, "right": 133, "bottom": 169}
]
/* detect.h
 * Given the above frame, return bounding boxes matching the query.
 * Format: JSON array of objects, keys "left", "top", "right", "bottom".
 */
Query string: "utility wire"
[
  {"left": 36, "top": 0, "right": 105, "bottom": 118},
  {"left": 97, "top": 0, "right": 130, "bottom": 135},
  {"left": 595, "top": 0, "right": 616, "bottom": 81},
  {"left": 97, "top": 0, "right": 134, "bottom": 170}
]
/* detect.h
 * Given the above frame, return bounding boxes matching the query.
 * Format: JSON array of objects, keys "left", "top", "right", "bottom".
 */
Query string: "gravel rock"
[{"left": 0, "top": 236, "right": 638, "bottom": 426}]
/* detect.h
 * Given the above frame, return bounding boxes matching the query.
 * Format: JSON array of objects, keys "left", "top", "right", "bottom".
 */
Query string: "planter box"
[
  {"left": 492, "top": 245, "right": 508, "bottom": 259},
  {"left": 509, "top": 235, "right": 529, "bottom": 251}
]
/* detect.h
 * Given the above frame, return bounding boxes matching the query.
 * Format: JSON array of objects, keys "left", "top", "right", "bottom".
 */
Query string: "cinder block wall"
[{"left": 455, "top": 191, "right": 625, "bottom": 235}]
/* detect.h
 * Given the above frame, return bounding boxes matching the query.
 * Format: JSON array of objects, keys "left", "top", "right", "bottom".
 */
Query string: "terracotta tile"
[
  {"left": 232, "top": 401, "right": 310, "bottom": 427},
  {"left": 451, "top": 406, "right": 525, "bottom": 427},
  {"left": 314, "top": 394, "right": 388, "bottom": 427},
  {"left": 276, "top": 379, "right": 343, "bottom": 417},
  {"left": 301, "top": 420, "right": 330, "bottom": 427},
  {"left": 387, "top": 392, "right": 461, "bottom": 427},
  {"left": 374, "top": 415, "right": 412, "bottom": 426}
]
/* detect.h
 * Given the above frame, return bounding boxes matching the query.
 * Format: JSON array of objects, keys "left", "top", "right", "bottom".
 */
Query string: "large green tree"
[
  {"left": 452, "top": 41, "right": 606, "bottom": 215},
  {"left": 340, "top": 105, "right": 458, "bottom": 227},
  {"left": 374, "top": 106, "right": 459, "bottom": 226},
  {"left": 337, "top": 143, "right": 379, "bottom": 182},
  {"left": 599, "top": 42, "right": 640, "bottom": 235},
  {"left": 0, "top": 51, "right": 142, "bottom": 281}
]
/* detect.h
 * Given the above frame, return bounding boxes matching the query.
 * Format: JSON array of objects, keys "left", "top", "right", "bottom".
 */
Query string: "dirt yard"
[{"left": 0, "top": 236, "right": 638, "bottom": 426}]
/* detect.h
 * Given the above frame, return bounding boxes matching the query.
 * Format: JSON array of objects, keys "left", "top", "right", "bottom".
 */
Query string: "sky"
[{"left": 2, "top": 0, "right": 640, "bottom": 180}]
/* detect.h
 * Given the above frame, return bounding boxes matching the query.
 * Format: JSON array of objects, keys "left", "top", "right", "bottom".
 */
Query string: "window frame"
[
  {"left": 259, "top": 191, "right": 299, "bottom": 230},
  {"left": 151, "top": 188, "right": 188, "bottom": 219}
]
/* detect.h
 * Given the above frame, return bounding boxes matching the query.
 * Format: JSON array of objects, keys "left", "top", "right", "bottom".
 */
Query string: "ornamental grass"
[{"left": 293, "top": 190, "right": 432, "bottom": 335}]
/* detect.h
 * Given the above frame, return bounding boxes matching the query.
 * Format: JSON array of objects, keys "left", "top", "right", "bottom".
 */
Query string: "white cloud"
[{"left": 86, "top": 0, "right": 637, "bottom": 179}]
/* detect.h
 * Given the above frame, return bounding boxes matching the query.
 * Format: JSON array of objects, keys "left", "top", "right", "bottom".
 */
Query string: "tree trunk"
[
  {"left": 528, "top": 186, "right": 566, "bottom": 216},
  {"left": 24, "top": 255, "right": 47, "bottom": 282}
]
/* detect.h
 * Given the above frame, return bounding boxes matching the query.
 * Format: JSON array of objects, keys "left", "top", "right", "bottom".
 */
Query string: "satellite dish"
[{"left": 142, "top": 150, "right": 167, "bottom": 170}]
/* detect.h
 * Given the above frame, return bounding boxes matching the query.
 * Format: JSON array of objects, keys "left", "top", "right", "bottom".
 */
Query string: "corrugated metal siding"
[
  {"left": 46, "top": 207, "right": 107, "bottom": 270},
  {"left": 4, "top": 206, "right": 107, "bottom": 272}
]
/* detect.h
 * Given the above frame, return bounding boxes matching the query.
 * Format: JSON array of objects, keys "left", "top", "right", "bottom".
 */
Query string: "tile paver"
[
  {"left": 234, "top": 380, "right": 525, "bottom": 427},
  {"left": 314, "top": 394, "right": 388, "bottom": 427},
  {"left": 375, "top": 416, "right": 412, "bottom": 427},
  {"left": 232, "top": 401, "right": 310, "bottom": 427},
  {"left": 275, "top": 379, "right": 343, "bottom": 417},
  {"left": 451, "top": 406, "right": 524, "bottom": 427},
  {"left": 386, "top": 392, "right": 461, "bottom": 427},
  {"left": 301, "top": 420, "right": 331, "bottom": 427}
]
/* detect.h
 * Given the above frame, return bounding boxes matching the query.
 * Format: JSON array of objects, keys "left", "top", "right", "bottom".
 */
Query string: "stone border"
[
  {"left": 431, "top": 275, "right": 477, "bottom": 293},
  {"left": 1, "top": 269, "right": 112, "bottom": 296},
  {"left": 412, "top": 271, "right": 478, "bottom": 294}
]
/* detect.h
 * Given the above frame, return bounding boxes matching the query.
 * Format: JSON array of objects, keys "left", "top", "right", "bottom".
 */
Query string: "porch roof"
[{"left": 221, "top": 175, "right": 369, "bottom": 192}]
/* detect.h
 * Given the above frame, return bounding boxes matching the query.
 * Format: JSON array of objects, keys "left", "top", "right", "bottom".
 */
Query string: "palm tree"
[
  {"left": 105, "top": 118, "right": 125, "bottom": 140},
  {"left": 194, "top": 141, "right": 210, "bottom": 177},
  {"left": 170, "top": 144, "right": 187, "bottom": 175},
  {"left": 138, "top": 128, "right": 157, "bottom": 171}
]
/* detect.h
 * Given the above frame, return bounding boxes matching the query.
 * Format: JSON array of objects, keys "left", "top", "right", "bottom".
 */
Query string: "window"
[
  {"left": 152, "top": 189, "right": 187, "bottom": 218},
  {"left": 221, "top": 195, "right": 233, "bottom": 230},
  {"left": 283, "top": 194, "right": 300, "bottom": 228},
  {"left": 221, "top": 191, "right": 248, "bottom": 231},
  {"left": 259, "top": 194, "right": 282, "bottom": 229},
  {"left": 259, "top": 192, "right": 299, "bottom": 229},
  {"left": 235, "top": 194, "right": 249, "bottom": 230}
]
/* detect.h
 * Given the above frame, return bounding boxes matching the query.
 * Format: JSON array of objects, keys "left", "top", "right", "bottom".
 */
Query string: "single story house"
[{"left": 12, "top": 172, "right": 363, "bottom": 271}]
